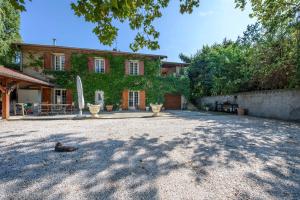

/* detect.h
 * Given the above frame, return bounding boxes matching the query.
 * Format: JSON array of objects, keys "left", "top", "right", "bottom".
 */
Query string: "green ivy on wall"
[{"left": 46, "top": 53, "right": 189, "bottom": 106}]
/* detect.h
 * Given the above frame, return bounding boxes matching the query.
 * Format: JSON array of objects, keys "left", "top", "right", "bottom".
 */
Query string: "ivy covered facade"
[{"left": 15, "top": 43, "right": 189, "bottom": 110}]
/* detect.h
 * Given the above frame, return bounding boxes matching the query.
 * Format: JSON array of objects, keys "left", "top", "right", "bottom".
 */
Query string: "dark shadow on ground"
[
  {"left": 0, "top": 111, "right": 299, "bottom": 199},
  {"left": 0, "top": 132, "right": 181, "bottom": 199},
  {"left": 168, "top": 111, "right": 300, "bottom": 199}
]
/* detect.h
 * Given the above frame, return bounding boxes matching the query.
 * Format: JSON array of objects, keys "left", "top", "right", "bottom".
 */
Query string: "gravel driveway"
[{"left": 0, "top": 111, "right": 299, "bottom": 200}]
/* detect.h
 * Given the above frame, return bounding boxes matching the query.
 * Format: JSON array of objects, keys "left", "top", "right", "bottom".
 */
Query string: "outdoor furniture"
[
  {"left": 38, "top": 104, "right": 74, "bottom": 115},
  {"left": 215, "top": 101, "right": 238, "bottom": 113},
  {"left": 13, "top": 103, "right": 25, "bottom": 116},
  {"left": 24, "top": 103, "right": 33, "bottom": 115},
  {"left": 12, "top": 103, "right": 40, "bottom": 116},
  {"left": 237, "top": 107, "right": 246, "bottom": 115}
]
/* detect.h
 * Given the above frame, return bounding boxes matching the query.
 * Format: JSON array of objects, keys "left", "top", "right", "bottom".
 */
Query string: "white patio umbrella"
[{"left": 76, "top": 76, "right": 85, "bottom": 116}]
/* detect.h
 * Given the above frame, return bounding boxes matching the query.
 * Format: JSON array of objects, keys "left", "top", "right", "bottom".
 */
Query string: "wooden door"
[
  {"left": 42, "top": 88, "right": 52, "bottom": 104},
  {"left": 164, "top": 94, "right": 181, "bottom": 110}
]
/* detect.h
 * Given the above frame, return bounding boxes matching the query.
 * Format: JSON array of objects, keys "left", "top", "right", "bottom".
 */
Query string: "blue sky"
[{"left": 20, "top": 0, "right": 255, "bottom": 62}]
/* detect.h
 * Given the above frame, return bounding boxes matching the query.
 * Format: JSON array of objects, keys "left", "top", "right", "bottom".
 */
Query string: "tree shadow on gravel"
[
  {"left": 0, "top": 132, "right": 181, "bottom": 199},
  {"left": 171, "top": 112, "right": 300, "bottom": 199},
  {"left": 1, "top": 112, "right": 299, "bottom": 199}
]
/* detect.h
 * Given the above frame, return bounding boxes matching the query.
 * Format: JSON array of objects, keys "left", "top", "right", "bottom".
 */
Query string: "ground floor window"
[
  {"left": 95, "top": 90, "right": 104, "bottom": 109},
  {"left": 54, "top": 89, "right": 66, "bottom": 104},
  {"left": 129, "top": 91, "right": 139, "bottom": 109}
]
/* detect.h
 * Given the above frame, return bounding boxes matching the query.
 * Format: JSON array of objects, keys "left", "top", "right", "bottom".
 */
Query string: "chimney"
[{"left": 52, "top": 38, "right": 56, "bottom": 46}]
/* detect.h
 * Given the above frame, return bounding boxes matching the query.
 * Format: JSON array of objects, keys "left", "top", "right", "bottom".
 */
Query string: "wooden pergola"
[{"left": 0, "top": 66, "right": 53, "bottom": 120}]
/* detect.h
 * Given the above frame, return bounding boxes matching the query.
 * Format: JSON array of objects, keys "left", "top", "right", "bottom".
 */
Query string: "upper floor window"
[
  {"left": 95, "top": 58, "right": 105, "bottom": 73},
  {"left": 13, "top": 51, "right": 21, "bottom": 65},
  {"left": 53, "top": 54, "right": 65, "bottom": 71},
  {"left": 129, "top": 60, "right": 139, "bottom": 75}
]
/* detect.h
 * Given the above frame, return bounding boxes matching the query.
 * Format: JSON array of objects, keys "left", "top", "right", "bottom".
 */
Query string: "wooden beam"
[
  {"left": 0, "top": 79, "right": 12, "bottom": 120},
  {"left": 7, "top": 84, "right": 17, "bottom": 95},
  {"left": 0, "top": 85, "right": 5, "bottom": 93},
  {"left": 0, "top": 83, "right": 17, "bottom": 94},
  {"left": 2, "top": 91, "right": 10, "bottom": 120}
]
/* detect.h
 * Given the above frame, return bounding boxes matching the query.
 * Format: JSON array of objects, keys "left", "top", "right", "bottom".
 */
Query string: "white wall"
[
  {"left": 18, "top": 89, "right": 41, "bottom": 103},
  {"left": 197, "top": 89, "right": 300, "bottom": 121}
]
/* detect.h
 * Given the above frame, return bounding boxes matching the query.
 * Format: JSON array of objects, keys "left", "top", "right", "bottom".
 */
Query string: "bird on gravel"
[{"left": 54, "top": 142, "right": 78, "bottom": 152}]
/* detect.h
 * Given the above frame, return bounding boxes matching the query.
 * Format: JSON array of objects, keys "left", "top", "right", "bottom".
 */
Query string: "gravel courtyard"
[{"left": 0, "top": 111, "right": 299, "bottom": 200}]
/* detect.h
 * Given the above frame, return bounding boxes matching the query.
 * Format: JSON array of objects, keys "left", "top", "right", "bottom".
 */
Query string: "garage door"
[{"left": 164, "top": 94, "right": 181, "bottom": 110}]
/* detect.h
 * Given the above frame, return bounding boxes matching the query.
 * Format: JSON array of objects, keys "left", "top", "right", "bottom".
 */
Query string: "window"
[
  {"left": 128, "top": 91, "right": 139, "bottom": 109},
  {"left": 53, "top": 55, "right": 65, "bottom": 71},
  {"left": 54, "top": 89, "right": 66, "bottom": 104},
  {"left": 95, "top": 58, "right": 105, "bottom": 73},
  {"left": 129, "top": 61, "right": 139, "bottom": 75},
  {"left": 95, "top": 90, "right": 104, "bottom": 109},
  {"left": 13, "top": 51, "right": 21, "bottom": 65},
  {"left": 176, "top": 66, "right": 181, "bottom": 75}
]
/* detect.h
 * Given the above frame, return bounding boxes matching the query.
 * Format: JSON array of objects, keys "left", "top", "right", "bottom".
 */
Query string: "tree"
[
  {"left": 236, "top": 0, "right": 300, "bottom": 86},
  {"left": 9, "top": 0, "right": 200, "bottom": 52},
  {"left": 0, "top": 0, "right": 21, "bottom": 62},
  {"left": 71, "top": 0, "right": 201, "bottom": 51},
  {"left": 179, "top": 53, "right": 192, "bottom": 63},
  {"left": 235, "top": 0, "right": 299, "bottom": 33},
  {"left": 185, "top": 17, "right": 298, "bottom": 100},
  {"left": 236, "top": 22, "right": 263, "bottom": 46}
]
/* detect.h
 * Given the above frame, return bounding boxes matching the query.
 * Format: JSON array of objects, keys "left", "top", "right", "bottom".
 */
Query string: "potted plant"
[
  {"left": 203, "top": 104, "right": 210, "bottom": 111},
  {"left": 237, "top": 107, "right": 245, "bottom": 115},
  {"left": 87, "top": 103, "right": 101, "bottom": 118},
  {"left": 115, "top": 103, "right": 122, "bottom": 111},
  {"left": 150, "top": 103, "right": 163, "bottom": 117},
  {"left": 105, "top": 98, "right": 114, "bottom": 112},
  {"left": 146, "top": 105, "right": 150, "bottom": 111}
]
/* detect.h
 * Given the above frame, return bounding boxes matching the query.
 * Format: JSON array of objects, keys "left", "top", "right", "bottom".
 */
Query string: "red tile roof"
[
  {"left": 162, "top": 61, "right": 190, "bottom": 68},
  {"left": 15, "top": 43, "right": 168, "bottom": 59},
  {"left": 0, "top": 66, "right": 53, "bottom": 87}
]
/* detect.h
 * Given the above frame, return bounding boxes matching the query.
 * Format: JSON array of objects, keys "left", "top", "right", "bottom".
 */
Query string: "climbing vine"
[
  {"left": 46, "top": 53, "right": 189, "bottom": 107},
  {"left": 25, "top": 52, "right": 44, "bottom": 69}
]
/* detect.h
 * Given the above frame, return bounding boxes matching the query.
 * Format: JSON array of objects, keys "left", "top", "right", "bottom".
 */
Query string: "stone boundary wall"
[{"left": 196, "top": 89, "right": 300, "bottom": 121}]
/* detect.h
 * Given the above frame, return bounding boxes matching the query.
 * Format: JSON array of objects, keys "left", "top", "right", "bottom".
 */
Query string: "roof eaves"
[
  {"left": 0, "top": 66, "right": 54, "bottom": 87},
  {"left": 15, "top": 43, "right": 168, "bottom": 59}
]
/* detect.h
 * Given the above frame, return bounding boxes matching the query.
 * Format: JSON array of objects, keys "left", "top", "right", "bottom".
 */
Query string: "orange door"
[
  {"left": 42, "top": 88, "right": 52, "bottom": 104},
  {"left": 164, "top": 94, "right": 181, "bottom": 110}
]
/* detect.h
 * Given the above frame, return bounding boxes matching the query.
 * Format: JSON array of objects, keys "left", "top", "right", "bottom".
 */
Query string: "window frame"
[
  {"left": 53, "top": 89, "right": 67, "bottom": 104},
  {"left": 95, "top": 90, "right": 104, "bottom": 104},
  {"left": 129, "top": 60, "right": 139, "bottom": 75},
  {"left": 94, "top": 58, "right": 105, "bottom": 73},
  {"left": 13, "top": 51, "right": 21, "bottom": 65},
  {"left": 53, "top": 54, "right": 65, "bottom": 71},
  {"left": 176, "top": 66, "right": 181, "bottom": 75},
  {"left": 128, "top": 91, "right": 139, "bottom": 109}
]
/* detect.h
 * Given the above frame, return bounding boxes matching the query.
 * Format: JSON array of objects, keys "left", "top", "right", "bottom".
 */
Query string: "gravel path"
[{"left": 0, "top": 111, "right": 299, "bottom": 200}]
